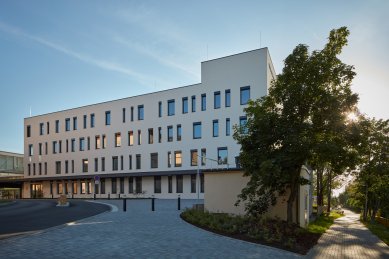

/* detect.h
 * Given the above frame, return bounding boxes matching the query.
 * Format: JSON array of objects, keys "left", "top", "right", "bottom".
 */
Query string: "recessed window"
[
  {"left": 82, "top": 159, "right": 88, "bottom": 172},
  {"left": 201, "top": 94, "right": 206, "bottom": 111},
  {"left": 129, "top": 155, "right": 132, "bottom": 170},
  {"left": 95, "top": 135, "right": 101, "bottom": 149},
  {"left": 112, "top": 156, "right": 118, "bottom": 171},
  {"left": 73, "top": 117, "right": 78, "bottom": 130},
  {"left": 175, "top": 151, "right": 182, "bottom": 167},
  {"left": 150, "top": 153, "right": 158, "bottom": 169},
  {"left": 226, "top": 118, "right": 231, "bottom": 136},
  {"left": 105, "top": 111, "right": 111, "bottom": 125},
  {"left": 131, "top": 107, "right": 134, "bottom": 121},
  {"left": 214, "top": 91, "right": 221, "bottom": 109},
  {"left": 120, "top": 177, "right": 124, "bottom": 194},
  {"left": 138, "top": 105, "right": 144, "bottom": 120},
  {"left": 122, "top": 108, "right": 126, "bottom": 123},
  {"left": 83, "top": 115, "right": 87, "bottom": 129},
  {"left": 128, "top": 131, "right": 134, "bottom": 146},
  {"left": 213, "top": 120, "right": 219, "bottom": 137},
  {"left": 154, "top": 176, "right": 161, "bottom": 193},
  {"left": 65, "top": 118, "right": 70, "bottom": 131},
  {"left": 102, "top": 135, "right": 107, "bottom": 149},
  {"left": 240, "top": 116, "right": 248, "bottom": 134},
  {"left": 40, "top": 123, "right": 44, "bottom": 135},
  {"left": 90, "top": 114, "right": 95, "bottom": 128},
  {"left": 240, "top": 86, "right": 250, "bottom": 105},
  {"left": 177, "top": 124, "right": 182, "bottom": 141},
  {"left": 201, "top": 148, "right": 206, "bottom": 166},
  {"left": 168, "top": 99, "right": 175, "bottom": 116},
  {"left": 167, "top": 152, "right": 172, "bottom": 168},
  {"left": 158, "top": 127, "right": 162, "bottom": 143},
  {"left": 111, "top": 178, "right": 117, "bottom": 194},
  {"left": 176, "top": 175, "right": 183, "bottom": 193},
  {"left": 218, "top": 147, "right": 228, "bottom": 165},
  {"left": 59, "top": 140, "right": 62, "bottom": 153},
  {"left": 136, "top": 154, "right": 141, "bottom": 169},
  {"left": 191, "top": 174, "right": 196, "bottom": 193},
  {"left": 52, "top": 141, "right": 57, "bottom": 154},
  {"left": 27, "top": 125, "right": 31, "bottom": 137},
  {"left": 115, "top": 132, "right": 121, "bottom": 147},
  {"left": 191, "top": 95, "right": 196, "bottom": 112},
  {"left": 55, "top": 161, "right": 61, "bottom": 174},
  {"left": 158, "top": 101, "right": 162, "bottom": 117},
  {"left": 193, "top": 122, "right": 201, "bottom": 139},
  {"left": 191, "top": 150, "right": 198, "bottom": 166},
  {"left": 168, "top": 176, "right": 173, "bottom": 193},
  {"left": 39, "top": 143, "right": 42, "bottom": 155},
  {"left": 148, "top": 128, "right": 154, "bottom": 144},
  {"left": 120, "top": 156, "right": 124, "bottom": 170},
  {"left": 47, "top": 122, "right": 50, "bottom": 134},
  {"left": 71, "top": 138, "right": 75, "bottom": 152},
  {"left": 135, "top": 177, "right": 142, "bottom": 193},
  {"left": 94, "top": 158, "right": 98, "bottom": 172},
  {"left": 182, "top": 97, "right": 188, "bottom": 114},
  {"left": 101, "top": 157, "right": 105, "bottom": 171},
  {"left": 129, "top": 177, "right": 134, "bottom": 193},
  {"left": 167, "top": 126, "right": 173, "bottom": 142},
  {"left": 225, "top": 89, "right": 231, "bottom": 107},
  {"left": 79, "top": 137, "right": 85, "bottom": 151},
  {"left": 138, "top": 130, "right": 142, "bottom": 145}
]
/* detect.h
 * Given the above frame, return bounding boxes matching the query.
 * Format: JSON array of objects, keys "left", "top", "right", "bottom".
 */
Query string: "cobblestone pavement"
[
  {"left": 0, "top": 199, "right": 299, "bottom": 259},
  {"left": 307, "top": 209, "right": 389, "bottom": 259}
]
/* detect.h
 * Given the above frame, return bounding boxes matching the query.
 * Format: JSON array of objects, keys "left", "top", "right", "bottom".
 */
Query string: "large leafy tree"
[{"left": 234, "top": 27, "right": 358, "bottom": 223}]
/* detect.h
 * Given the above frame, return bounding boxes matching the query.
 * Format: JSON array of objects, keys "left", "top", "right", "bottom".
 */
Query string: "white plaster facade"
[{"left": 23, "top": 48, "right": 276, "bottom": 199}]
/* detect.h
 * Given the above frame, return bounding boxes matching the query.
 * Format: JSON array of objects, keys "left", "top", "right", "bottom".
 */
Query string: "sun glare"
[{"left": 347, "top": 112, "right": 359, "bottom": 122}]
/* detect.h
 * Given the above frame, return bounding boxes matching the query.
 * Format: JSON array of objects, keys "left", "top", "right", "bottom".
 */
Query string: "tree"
[{"left": 234, "top": 27, "right": 358, "bottom": 224}]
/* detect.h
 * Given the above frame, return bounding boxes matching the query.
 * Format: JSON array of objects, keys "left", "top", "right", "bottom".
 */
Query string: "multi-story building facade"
[{"left": 23, "top": 48, "right": 276, "bottom": 199}]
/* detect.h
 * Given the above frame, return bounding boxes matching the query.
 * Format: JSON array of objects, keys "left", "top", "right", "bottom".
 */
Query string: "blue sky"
[{"left": 1, "top": 0, "right": 388, "bottom": 154}]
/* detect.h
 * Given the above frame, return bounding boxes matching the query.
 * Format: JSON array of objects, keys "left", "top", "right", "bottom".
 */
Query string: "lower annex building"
[{"left": 23, "top": 48, "right": 276, "bottom": 199}]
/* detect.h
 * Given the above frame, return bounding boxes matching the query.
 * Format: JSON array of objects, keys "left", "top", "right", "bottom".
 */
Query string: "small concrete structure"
[{"left": 204, "top": 167, "right": 312, "bottom": 228}]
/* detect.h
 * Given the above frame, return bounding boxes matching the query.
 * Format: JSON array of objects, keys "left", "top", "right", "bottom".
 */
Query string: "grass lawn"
[
  {"left": 364, "top": 221, "right": 389, "bottom": 245},
  {"left": 181, "top": 209, "right": 343, "bottom": 255}
]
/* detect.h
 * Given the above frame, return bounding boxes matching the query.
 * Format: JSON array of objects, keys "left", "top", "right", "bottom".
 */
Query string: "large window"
[
  {"left": 138, "top": 105, "right": 144, "bottom": 120},
  {"left": 150, "top": 153, "right": 158, "bottom": 169},
  {"left": 112, "top": 156, "right": 118, "bottom": 171},
  {"left": 115, "top": 132, "right": 121, "bottom": 147},
  {"left": 175, "top": 151, "right": 182, "bottom": 167},
  {"left": 225, "top": 89, "right": 231, "bottom": 107},
  {"left": 191, "top": 95, "right": 196, "bottom": 112},
  {"left": 105, "top": 111, "right": 111, "bottom": 125},
  {"left": 136, "top": 154, "right": 141, "bottom": 169},
  {"left": 167, "top": 126, "right": 173, "bottom": 142},
  {"left": 111, "top": 178, "right": 117, "bottom": 194},
  {"left": 79, "top": 137, "right": 85, "bottom": 151},
  {"left": 191, "top": 150, "right": 198, "bottom": 166},
  {"left": 201, "top": 94, "right": 206, "bottom": 111},
  {"left": 128, "top": 131, "right": 134, "bottom": 146},
  {"left": 82, "top": 159, "right": 88, "bottom": 173},
  {"left": 55, "top": 161, "right": 61, "bottom": 174},
  {"left": 193, "top": 122, "right": 201, "bottom": 139},
  {"left": 167, "top": 100, "right": 175, "bottom": 116},
  {"left": 135, "top": 177, "right": 142, "bottom": 193},
  {"left": 214, "top": 91, "right": 221, "bottom": 109},
  {"left": 177, "top": 124, "right": 182, "bottom": 141},
  {"left": 154, "top": 176, "right": 161, "bottom": 193},
  {"left": 226, "top": 118, "right": 231, "bottom": 136},
  {"left": 218, "top": 147, "right": 228, "bottom": 165},
  {"left": 148, "top": 128, "right": 153, "bottom": 144},
  {"left": 176, "top": 175, "right": 183, "bottom": 193},
  {"left": 213, "top": 120, "right": 219, "bottom": 137},
  {"left": 182, "top": 97, "right": 188, "bottom": 114},
  {"left": 95, "top": 135, "right": 101, "bottom": 149},
  {"left": 65, "top": 118, "right": 70, "bottom": 131},
  {"left": 240, "top": 86, "right": 250, "bottom": 105}
]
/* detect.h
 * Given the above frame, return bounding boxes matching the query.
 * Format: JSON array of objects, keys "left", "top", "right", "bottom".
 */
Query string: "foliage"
[
  {"left": 307, "top": 211, "right": 344, "bottom": 234},
  {"left": 233, "top": 27, "right": 358, "bottom": 223},
  {"left": 364, "top": 221, "right": 389, "bottom": 245}
]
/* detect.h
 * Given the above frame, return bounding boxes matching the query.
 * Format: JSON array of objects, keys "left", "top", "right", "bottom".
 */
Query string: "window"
[
  {"left": 101, "top": 157, "right": 105, "bottom": 172},
  {"left": 168, "top": 99, "right": 175, "bottom": 116},
  {"left": 176, "top": 175, "right": 183, "bottom": 193},
  {"left": 138, "top": 130, "right": 142, "bottom": 145},
  {"left": 81, "top": 181, "right": 86, "bottom": 194},
  {"left": 225, "top": 89, "right": 231, "bottom": 107},
  {"left": 200, "top": 174, "right": 204, "bottom": 193},
  {"left": 82, "top": 159, "right": 88, "bottom": 172},
  {"left": 128, "top": 177, "right": 134, "bottom": 193},
  {"left": 65, "top": 118, "right": 70, "bottom": 131},
  {"left": 100, "top": 179, "right": 105, "bottom": 194},
  {"left": 120, "top": 156, "right": 123, "bottom": 170},
  {"left": 33, "top": 163, "right": 36, "bottom": 175},
  {"left": 240, "top": 86, "right": 250, "bottom": 105},
  {"left": 88, "top": 137, "right": 91, "bottom": 150},
  {"left": 58, "top": 183, "right": 63, "bottom": 194},
  {"left": 55, "top": 161, "right": 61, "bottom": 174},
  {"left": 131, "top": 106, "right": 134, "bottom": 121},
  {"left": 226, "top": 118, "right": 231, "bottom": 136},
  {"left": 102, "top": 135, "right": 107, "bottom": 149},
  {"left": 47, "top": 122, "right": 50, "bottom": 134},
  {"left": 122, "top": 108, "right": 126, "bottom": 123},
  {"left": 95, "top": 135, "right": 101, "bottom": 149},
  {"left": 28, "top": 144, "right": 33, "bottom": 156},
  {"left": 138, "top": 105, "right": 144, "bottom": 120},
  {"left": 79, "top": 137, "right": 85, "bottom": 151},
  {"left": 240, "top": 116, "right": 248, "bottom": 134},
  {"left": 213, "top": 120, "right": 219, "bottom": 137},
  {"left": 39, "top": 163, "right": 42, "bottom": 175},
  {"left": 115, "top": 133, "right": 121, "bottom": 147},
  {"left": 158, "top": 127, "right": 162, "bottom": 143},
  {"left": 214, "top": 91, "right": 221, "bottom": 109},
  {"left": 73, "top": 181, "right": 78, "bottom": 194},
  {"left": 40, "top": 123, "right": 44, "bottom": 135},
  {"left": 59, "top": 140, "right": 62, "bottom": 153},
  {"left": 111, "top": 178, "right": 117, "bottom": 194},
  {"left": 175, "top": 151, "right": 182, "bottom": 167},
  {"left": 105, "top": 111, "right": 111, "bottom": 125},
  {"left": 218, "top": 147, "right": 228, "bottom": 165},
  {"left": 201, "top": 149, "right": 206, "bottom": 166},
  {"left": 83, "top": 115, "right": 87, "bottom": 129},
  {"left": 28, "top": 164, "right": 31, "bottom": 175},
  {"left": 167, "top": 126, "right": 173, "bottom": 142},
  {"left": 193, "top": 122, "right": 201, "bottom": 139},
  {"left": 154, "top": 176, "right": 161, "bottom": 193},
  {"left": 191, "top": 150, "right": 198, "bottom": 166},
  {"left": 129, "top": 155, "right": 132, "bottom": 170},
  {"left": 65, "top": 161, "right": 68, "bottom": 174},
  {"left": 73, "top": 117, "right": 77, "bottom": 130},
  {"left": 94, "top": 158, "right": 98, "bottom": 172},
  {"left": 177, "top": 124, "right": 182, "bottom": 141},
  {"left": 148, "top": 128, "right": 154, "bottom": 144},
  {"left": 90, "top": 113, "right": 95, "bottom": 128},
  {"left": 128, "top": 131, "right": 134, "bottom": 146},
  {"left": 191, "top": 95, "right": 196, "bottom": 112},
  {"left": 150, "top": 153, "right": 158, "bottom": 168},
  {"left": 167, "top": 152, "right": 172, "bottom": 168},
  {"left": 135, "top": 177, "right": 142, "bottom": 193},
  {"left": 54, "top": 120, "right": 59, "bottom": 133},
  {"left": 66, "top": 140, "right": 69, "bottom": 153},
  {"left": 201, "top": 94, "right": 206, "bottom": 111},
  {"left": 27, "top": 125, "right": 31, "bottom": 137},
  {"left": 168, "top": 176, "right": 173, "bottom": 193},
  {"left": 136, "top": 154, "right": 141, "bottom": 169},
  {"left": 112, "top": 156, "right": 118, "bottom": 171},
  {"left": 71, "top": 138, "right": 75, "bottom": 152},
  {"left": 44, "top": 162, "right": 47, "bottom": 175},
  {"left": 45, "top": 142, "right": 48, "bottom": 155},
  {"left": 53, "top": 141, "right": 57, "bottom": 154},
  {"left": 39, "top": 143, "right": 42, "bottom": 156},
  {"left": 71, "top": 160, "right": 74, "bottom": 173},
  {"left": 158, "top": 101, "right": 162, "bottom": 117},
  {"left": 191, "top": 174, "right": 196, "bottom": 193},
  {"left": 182, "top": 97, "right": 188, "bottom": 114},
  {"left": 120, "top": 177, "right": 124, "bottom": 194}
]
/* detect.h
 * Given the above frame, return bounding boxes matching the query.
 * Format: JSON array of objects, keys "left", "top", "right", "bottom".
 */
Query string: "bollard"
[
  {"left": 118, "top": 193, "right": 121, "bottom": 199},
  {"left": 108, "top": 193, "right": 110, "bottom": 200},
  {"left": 152, "top": 197, "right": 155, "bottom": 211},
  {"left": 123, "top": 198, "right": 127, "bottom": 212},
  {"left": 178, "top": 195, "right": 181, "bottom": 211},
  {"left": 94, "top": 193, "right": 96, "bottom": 200}
]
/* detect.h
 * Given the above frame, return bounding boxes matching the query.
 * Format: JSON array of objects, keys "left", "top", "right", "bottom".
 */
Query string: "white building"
[{"left": 23, "top": 48, "right": 276, "bottom": 199}]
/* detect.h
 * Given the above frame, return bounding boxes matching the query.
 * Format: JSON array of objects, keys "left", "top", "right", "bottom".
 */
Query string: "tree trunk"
[
  {"left": 371, "top": 199, "right": 380, "bottom": 223},
  {"left": 317, "top": 168, "right": 324, "bottom": 215},
  {"left": 363, "top": 184, "right": 368, "bottom": 221},
  {"left": 327, "top": 170, "right": 332, "bottom": 213}
]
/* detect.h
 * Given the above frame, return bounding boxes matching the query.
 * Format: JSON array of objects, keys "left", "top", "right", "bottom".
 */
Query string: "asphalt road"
[{"left": 0, "top": 199, "right": 109, "bottom": 238}]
